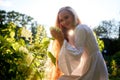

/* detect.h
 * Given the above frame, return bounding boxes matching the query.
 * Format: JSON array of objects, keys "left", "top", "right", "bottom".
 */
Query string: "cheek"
[
  {"left": 60, "top": 21, "right": 66, "bottom": 27},
  {"left": 60, "top": 22, "right": 64, "bottom": 27},
  {"left": 69, "top": 18, "right": 75, "bottom": 25},
  {"left": 70, "top": 17, "right": 74, "bottom": 23}
]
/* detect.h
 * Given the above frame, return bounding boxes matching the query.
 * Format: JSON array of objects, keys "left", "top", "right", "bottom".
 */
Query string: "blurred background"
[{"left": 0, "top": 0, "right": 120, "bottom": 80}]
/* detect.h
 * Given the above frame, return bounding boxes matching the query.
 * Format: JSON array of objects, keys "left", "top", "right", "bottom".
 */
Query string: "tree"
[
  {"left": 0, "top": 10, "right": 6, "bottom": 25},
  {"left": 0, "top": 10, "right": 51, "bottom": 80},
  {"left": 0, "top": 10, "right": 37, "bottom": 27},
  {"left": 0, "top": 22, "right": 30, "bottom": 80},
  {"left": 94, "top": 20, "right": 119, "bottom": 39},
  {"left": 94, "top": 25, "right": 107, "bottom": 37}
]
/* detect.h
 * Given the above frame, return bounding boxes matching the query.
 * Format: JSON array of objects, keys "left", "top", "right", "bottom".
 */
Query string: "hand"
[{"left": 50, "top": 27, "right": 64, "bottom": 41}]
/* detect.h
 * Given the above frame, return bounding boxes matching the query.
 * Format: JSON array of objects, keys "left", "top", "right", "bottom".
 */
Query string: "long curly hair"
[{"left": 47, "top": 6, "right": 81, "bottom": 80}]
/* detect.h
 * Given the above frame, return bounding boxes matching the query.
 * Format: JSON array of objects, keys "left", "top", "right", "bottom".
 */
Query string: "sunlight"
[
  {"left": 0, "top": 0, "right": 12, "bottom": 7},
  {"left": 68, "top": 30, "right": 74, "bottom": 36}
]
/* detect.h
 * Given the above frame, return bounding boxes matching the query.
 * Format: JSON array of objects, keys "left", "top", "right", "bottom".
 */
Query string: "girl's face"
[{"left": 58, "top": 10, "right": 75, "bottom": 30}]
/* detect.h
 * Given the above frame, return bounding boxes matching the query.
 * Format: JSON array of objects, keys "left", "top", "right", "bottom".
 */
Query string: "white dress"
[{"left": 58, "top": 24, "right": 108, "bottom": 80}]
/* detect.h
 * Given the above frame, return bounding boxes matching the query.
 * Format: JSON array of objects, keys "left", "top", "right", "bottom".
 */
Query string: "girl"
[{"left": 49, "top": 6, "right": 108, "bottom": 80}]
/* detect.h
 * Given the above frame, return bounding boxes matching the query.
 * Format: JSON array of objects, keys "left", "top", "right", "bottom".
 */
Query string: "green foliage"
[
  {"left": 112, "top": 51, "right": 120, "bottom": 67},
  {"left": 97, "top": 37, "right": 104, "bottom": 52},
  {"left": 112, "top": 51, "right": 120, "bottom": 76},
  {"left": 93, "top": 25, "right": 107, "bottom": 36},
  {"left": 0, "top": 20, "right": 51, "bottom": 80},
  {"left": 21, "top": 27, "right": 32, "bottom": 41},
  {"left": 25, "top": 25, "right": 51, "bottom": 80},
  {"left": 0, "top": 35, "right": 30, "bottom": 80},
  {"left": 0, "top": 10, "right": 53, "bottom": 80},
  {"left": 104, "top": 51, "right": 120, "bottom": 79},
  {"left": 0, "top": 22, "right": 33, "bottom": 80},
  {"left": 111, "top": 59, "right": 117, "bottom": 76},
  {"left": 47, "top": 51, "right": 56, "bottom": 65},
  {"left": 94, "top": 32, "right": 104, "bottom": 52},
  {"left": 33, "top": 25, "right": 47, "bottom": 43},
  {"left": 0, "top": 10, "right": 35, "bottom": 27},
  {"left": 90, "top": 18, "right": 120, "bottom": 80}
]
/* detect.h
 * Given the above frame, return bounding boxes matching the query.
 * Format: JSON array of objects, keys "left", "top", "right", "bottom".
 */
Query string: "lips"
[{"left": 63, "top": 22, "right": 71, "bottom": 28}]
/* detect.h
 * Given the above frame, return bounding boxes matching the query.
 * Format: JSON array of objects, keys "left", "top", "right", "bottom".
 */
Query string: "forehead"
[{"left": 58, "top": 10, "right": 72, "bottom": 17}]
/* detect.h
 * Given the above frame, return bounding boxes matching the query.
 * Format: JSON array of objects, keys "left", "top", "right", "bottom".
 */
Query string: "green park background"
[{"left": 0, "top": 10, "right": 120, "bottom": 80}]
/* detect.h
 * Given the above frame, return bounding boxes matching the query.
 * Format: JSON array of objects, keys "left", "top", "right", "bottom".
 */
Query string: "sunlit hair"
[
  {"left": 56, "top": 6, "right": 81, "bottom": 28},
  {"left": 48, "top": 6, "right": 81, "bottom": 80},
  {"left": 56, "top": 6, "right": 81, "bottom": 41}
]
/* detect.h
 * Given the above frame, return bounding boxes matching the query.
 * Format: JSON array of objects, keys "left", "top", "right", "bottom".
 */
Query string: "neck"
[{"left": 69, "top": 26, "right": 75, "bottom": 30}]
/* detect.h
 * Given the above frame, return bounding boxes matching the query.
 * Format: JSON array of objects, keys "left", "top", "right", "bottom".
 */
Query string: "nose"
[{"left": 62, "top": 20, "right": 67, "bottom": 25}]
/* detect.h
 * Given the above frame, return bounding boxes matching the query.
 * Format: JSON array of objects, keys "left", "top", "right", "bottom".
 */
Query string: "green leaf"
[
  {"left": 47, "top": 51, "right": 56, "bottom": 65},
  {"left": 11, "top": 42, "right": 20, "bottom": 51},
  {"left": 10, "top": 31, "right": 15, "bottom": 38},
  {"left": 49, "top": 37, "right": 55, "bottom": 40},
  {"left": 18, "top": 39, "right": 25, "bottom": 46},
  {"left": 41, "top": 38, "right": 50, "bottom": 46}
]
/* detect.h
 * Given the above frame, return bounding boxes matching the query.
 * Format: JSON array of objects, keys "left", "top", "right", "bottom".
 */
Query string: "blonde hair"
[
  {"left": 48, "top": 6, "right": 81, "bottom": 80},
  {"left": 56, "top": 6, "right": 81, "bottom": 28}
]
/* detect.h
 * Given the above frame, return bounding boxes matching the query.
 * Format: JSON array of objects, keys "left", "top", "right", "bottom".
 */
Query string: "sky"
[{"left": 0, "top": 0, "right": 120, "bottom": 33}]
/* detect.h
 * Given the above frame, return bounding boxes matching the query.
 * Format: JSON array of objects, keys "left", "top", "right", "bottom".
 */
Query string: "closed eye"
[
  {"left": 64, "top": 16, "right": 69, "bottom": 20},
  {"left": 59, "top": 15, "right": 69, "bottom": 23}
]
